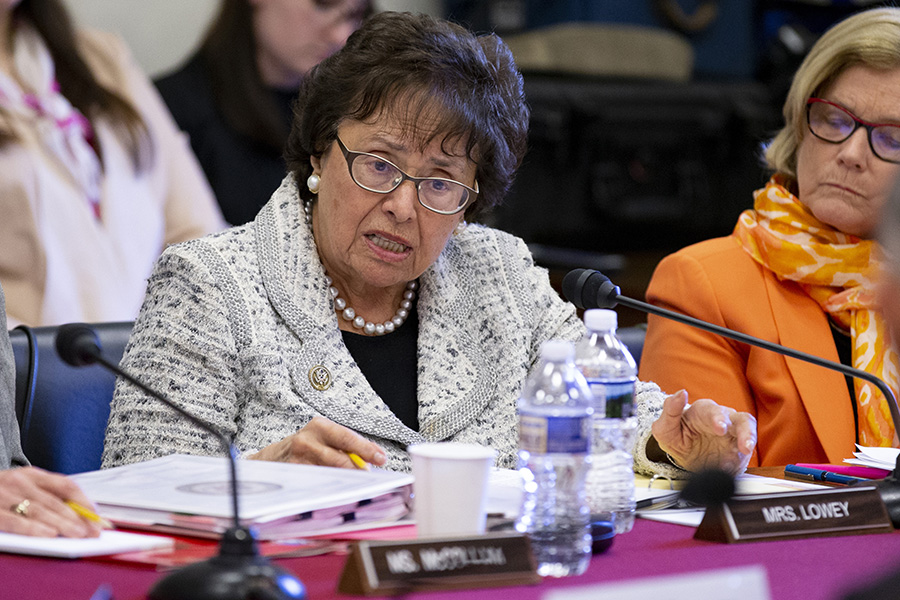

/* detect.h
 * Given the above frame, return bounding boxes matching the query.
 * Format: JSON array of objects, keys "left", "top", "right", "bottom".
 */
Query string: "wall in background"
[
  {"left": 63, "top": 0, "right": 442, "bottom": 78},
  {"left": 63, "top": 0, "right": 219, "bottom": 78}
]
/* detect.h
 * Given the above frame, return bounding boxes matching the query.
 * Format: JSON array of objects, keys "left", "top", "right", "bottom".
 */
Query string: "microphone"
[
  {"left": 679, "top": 469, "right": 736, "bottom": 508},
  {"left": 563, "top": 269, "right": 900, "bottom": 526},
  {"left": 561, "top": 268, "right": 900, "bottom": 434},
  {"left": 56, "top": 324, "right": 306, "bottom": 600}
]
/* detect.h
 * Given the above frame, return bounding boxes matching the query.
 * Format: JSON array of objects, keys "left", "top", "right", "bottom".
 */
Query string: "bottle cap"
[
  {"left": 584, "top": 309, "right": 617, "bottom": 332},
  {"left": 540, "top": 339, "right": 575, "bottom": 361}
]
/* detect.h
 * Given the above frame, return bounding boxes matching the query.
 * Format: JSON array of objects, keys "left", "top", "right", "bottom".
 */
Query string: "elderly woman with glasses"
[
  {"left": 101, "top": 11, "right": 756, "bottom": 476},
  {"left": 639, "top": 7, "right": 900, "bottom": 469}
]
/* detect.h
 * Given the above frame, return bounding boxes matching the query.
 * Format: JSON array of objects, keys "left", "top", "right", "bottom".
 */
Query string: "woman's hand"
[
  {"left": 250, "top": 416, "right": 387, "bottom": 469},
  {"left": 0, "top": 467, "right": 103, "bottom": 538},
  {"left": 651, "top": 390, "right": 757, "bottom": 476}
]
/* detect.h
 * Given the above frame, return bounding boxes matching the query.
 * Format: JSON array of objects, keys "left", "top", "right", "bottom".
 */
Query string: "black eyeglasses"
[
  {"left": 806, "top": 98, "right": 900, "bottom": 164},
  {"left": 335, "top": 137, "right": 478, "bottom": 215}
]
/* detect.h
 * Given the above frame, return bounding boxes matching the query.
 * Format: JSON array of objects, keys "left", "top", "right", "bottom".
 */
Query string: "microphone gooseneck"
[
  {"left": 56, "top": 323, "right": 241, "bottom": 528},
  {"left": 55, "top": 323, "right": 306, "bottom": 600},
  {"left": 561, "top": 268, "right": 900, "bottom": 435}
]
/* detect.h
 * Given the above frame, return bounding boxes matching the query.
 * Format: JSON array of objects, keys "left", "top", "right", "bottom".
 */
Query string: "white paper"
[
  {"left": 637, "top": 509, "right": 706, "bottom": 527},
  {"left": 487, "top": 470, "right": 683, "bottom": 517},
  {"left": 73, "top": 454, "right": 413, "bottom": 520},
  {"left": 486, "top": 468, "right": 525, "bottom": 518},
  {"left": 848, "top": 445, "right": 900, "bottom": 469},
  {"left": 70, "top": 454, "right": 413, "bottom": 538},
  {"left": 543, "top": 565, "right": 771, "bottom": 600},
  {"left": 636, "top": 473, "right": 827, "bottom": 528},
  {"left": 0, "top": 529, "right": 172, "bottom": 558},
  {"left": 735, "top": 473, "right": 827, "bottom": 494}
]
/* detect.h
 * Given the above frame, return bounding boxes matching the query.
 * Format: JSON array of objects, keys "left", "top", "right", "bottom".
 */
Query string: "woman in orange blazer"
[
  {"left": 640, "top": 236, "right": 856, "bottom": 466},
  {"left": 640, "top": 8, "right": 900, "bottom": 467}
]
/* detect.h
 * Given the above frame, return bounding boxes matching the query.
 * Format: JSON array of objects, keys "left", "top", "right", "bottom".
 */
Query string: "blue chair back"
[
  {"left": 617, "top": 325, "right": 646, "bottom": 368},
  {"left": 10, "top": 322, "right": 133, "bottom": 474}
]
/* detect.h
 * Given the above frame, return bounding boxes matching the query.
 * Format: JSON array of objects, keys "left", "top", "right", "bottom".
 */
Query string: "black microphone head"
[
  {"left": 679, "top": 469, "right": 736, "bottom": 507},
  {"left": 56, "top": 323, "right": 102, "bottom": 367},
  {"left": 562, "top": 268, "right": 620, "bottom": 310}
]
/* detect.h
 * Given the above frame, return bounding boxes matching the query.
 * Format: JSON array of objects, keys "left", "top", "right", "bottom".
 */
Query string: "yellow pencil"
[
  {"left": 65, "top": 501, "right": 114, "bottom": 529},
  {"left": 346, "top": 452, "right": 370, "bottom": 471}
]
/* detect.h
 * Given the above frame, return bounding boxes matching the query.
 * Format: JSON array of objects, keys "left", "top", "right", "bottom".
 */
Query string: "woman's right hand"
[
  {"left": 0, "top": 467, "right": 103, "bottom": 538},
  {"left": 249, "top": 416, "right": 387, "bottom": 469}
]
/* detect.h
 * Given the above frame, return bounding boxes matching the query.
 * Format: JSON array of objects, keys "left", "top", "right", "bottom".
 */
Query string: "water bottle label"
[
  {"left": 587, "top": 379, "right": 635, "bottom": 418},
  {"left": 519, "top": 414, "right": 591, "bottom": 454}
]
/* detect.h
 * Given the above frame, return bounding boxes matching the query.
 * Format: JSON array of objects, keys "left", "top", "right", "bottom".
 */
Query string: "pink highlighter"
[{"left": 794, "top": 463, "right": 891, "bottom": 479}]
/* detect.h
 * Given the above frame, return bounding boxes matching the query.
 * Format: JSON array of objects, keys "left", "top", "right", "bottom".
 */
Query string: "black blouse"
[
  {"left": 341, "top": 305, "right": 419, "bottom": 431},
  {"left": 831, "top": 323, "right": 857, "bottom": 443}
]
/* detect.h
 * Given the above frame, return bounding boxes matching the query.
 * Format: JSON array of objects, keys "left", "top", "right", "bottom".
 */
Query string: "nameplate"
[
  {"left": 337, "top": 532, "right": 540, "bottom": 595},
  {"left": 695, "top": 485, "right": 893, "bottom": 543}
]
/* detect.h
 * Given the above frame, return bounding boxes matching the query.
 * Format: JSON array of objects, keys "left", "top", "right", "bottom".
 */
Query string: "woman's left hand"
[{"left": 651, "top": 389, "right": 757, "bottom": 476}]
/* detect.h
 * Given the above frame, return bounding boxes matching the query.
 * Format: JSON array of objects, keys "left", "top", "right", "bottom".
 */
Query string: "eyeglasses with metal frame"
[
  {"left": 806, "top": 98, "right": 900, "bottom": 164},
  {"left": 335, "top": 137, "right": 478, "bottom": 215}
]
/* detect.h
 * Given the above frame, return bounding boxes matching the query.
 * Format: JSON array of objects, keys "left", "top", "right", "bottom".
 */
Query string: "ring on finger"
[{"left": 12, "top": 499, "right": 31, "bottom": 517}]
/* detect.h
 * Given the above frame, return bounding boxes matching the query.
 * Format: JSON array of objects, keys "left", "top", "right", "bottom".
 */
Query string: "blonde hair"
[{"left": 765, "top": 8, "right": 900, "bottom": 185}]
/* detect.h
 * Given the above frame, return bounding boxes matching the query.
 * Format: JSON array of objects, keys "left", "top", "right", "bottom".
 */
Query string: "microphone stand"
[
  {"left": 55, "top": 324, "right": 306, "bottom": 600},
  {"left": 562, "top": 268, "right": 900, "bottom": 436}
]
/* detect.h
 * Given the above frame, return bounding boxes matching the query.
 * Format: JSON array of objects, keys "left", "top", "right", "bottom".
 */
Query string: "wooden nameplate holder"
[
  {"left": 695, "top": 484, "right": 894, "bottom": 543},
  {"left": 337, "top": 532, "right": 540, "bottom": 595}
]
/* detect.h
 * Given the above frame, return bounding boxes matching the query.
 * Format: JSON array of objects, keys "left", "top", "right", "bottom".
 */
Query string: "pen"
[
  {"left": 784, "top": 464, "right": 869, "bottom": 485},
  {"left": 65, "top": 500, "right": 114, "bottom": 529},
  {"left": 346, "top": 452, "right": 370, "bottom": 471},
  {"left": 794, "top": 463, "right": 890, "bottom": 479}
]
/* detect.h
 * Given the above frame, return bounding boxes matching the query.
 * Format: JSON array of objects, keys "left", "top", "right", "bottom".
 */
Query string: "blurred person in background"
[
  {"left": 879, "top": 175, "right": 900, "bottom": 353},
  {"left": 156, "top": 0, "right": 373, "bottom": 226},
  {"left": 0, "top": 0, "right": 225, "bottom": 327}
]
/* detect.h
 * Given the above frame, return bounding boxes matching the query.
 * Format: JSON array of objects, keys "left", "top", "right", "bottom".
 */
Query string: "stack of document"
[
  {"left": 635, "top": 472, "right": 828, "bottom": 528},
  {"left": 71, "top": 454, "right": 413, "bottom": 540},
  {"left": 844, "top": 445, "right": 900, "bottom": 473}
]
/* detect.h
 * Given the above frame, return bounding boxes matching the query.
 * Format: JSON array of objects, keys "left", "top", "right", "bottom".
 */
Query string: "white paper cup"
[{"left": 408, "top": 442, "right": 496, "bottom": 538}]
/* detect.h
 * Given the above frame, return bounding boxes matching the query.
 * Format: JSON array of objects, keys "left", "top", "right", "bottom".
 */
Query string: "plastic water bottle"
[
  {"left": 575, "top": 309, "right": 638, "bottom": 534},
  {"left": 516, "top": 340, "right": 593, "bottom": 577}
]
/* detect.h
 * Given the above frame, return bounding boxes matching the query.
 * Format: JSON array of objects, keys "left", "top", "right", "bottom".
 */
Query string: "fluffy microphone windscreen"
[{"left": 679, "top": 469, "right": 736, "bottom": 507}]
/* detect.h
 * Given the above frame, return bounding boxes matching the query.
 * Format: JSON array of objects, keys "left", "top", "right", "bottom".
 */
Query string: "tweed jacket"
[
  {"left": 0, "top": 285, "right": 27, "bottom": 469},
  {"left": 639, "top": 235, "right": 856, "bottom": 467},
  {"left": 102, "top": 178, "right": 672, "bottom": 474}
]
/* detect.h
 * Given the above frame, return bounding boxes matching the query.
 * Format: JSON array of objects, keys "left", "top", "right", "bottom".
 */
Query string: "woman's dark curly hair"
[{"left": 284, "top": 11, "right": 528, "bottom": 221}]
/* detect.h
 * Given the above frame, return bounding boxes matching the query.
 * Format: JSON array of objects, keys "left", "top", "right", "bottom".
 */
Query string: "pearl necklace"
[
  {"left": 305, "top": 199, "right": 417, "bottom": 336},
  {"left": 327, "top": 276, "right": 417, "bottom": 335}
]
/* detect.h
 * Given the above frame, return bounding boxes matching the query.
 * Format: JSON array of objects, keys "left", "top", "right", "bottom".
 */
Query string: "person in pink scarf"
[
  {"left": 640, "top": 8, "right": 900, "bottom": 468},
  {"left": 0, "top": 0, "right": 225, "bottom": 327}
]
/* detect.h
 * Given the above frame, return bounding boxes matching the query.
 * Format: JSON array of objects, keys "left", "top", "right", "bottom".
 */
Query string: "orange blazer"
[{"left": 638, "top": 235, "right": 856, "bottom": 467}]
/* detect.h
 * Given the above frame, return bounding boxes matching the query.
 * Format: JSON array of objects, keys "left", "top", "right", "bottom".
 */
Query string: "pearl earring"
[
  {"left": 307, "top": 173, "right": 320, "bottom": 194},
  {"left": 453, "top": 220, "right": 468, "bottom": 236}
]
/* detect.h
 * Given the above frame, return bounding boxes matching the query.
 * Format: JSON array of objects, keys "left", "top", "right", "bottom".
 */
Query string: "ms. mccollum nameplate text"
[
  {"left": 695, "top": 485, "right": 893, "bottom": 543},
  {"left": 338, "top": 533, "right": 539, "bottom": 595}
]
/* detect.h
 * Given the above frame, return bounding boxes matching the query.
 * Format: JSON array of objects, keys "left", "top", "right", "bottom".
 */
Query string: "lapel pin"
[{"left": 308, "top": 365, "right": 332, "bottom": 391}]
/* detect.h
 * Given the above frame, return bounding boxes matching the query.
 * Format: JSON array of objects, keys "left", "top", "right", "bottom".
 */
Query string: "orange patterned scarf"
[{"left": 734, "top": 175, "right": 899, "bottom": 447}]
